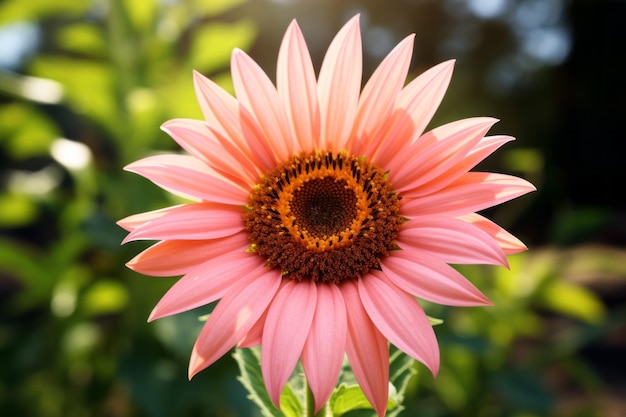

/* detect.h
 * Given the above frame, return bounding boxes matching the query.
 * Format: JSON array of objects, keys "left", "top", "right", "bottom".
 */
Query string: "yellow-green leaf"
[
  {"left": 82, "top": 280, "right": 129, "bottom": 316},
  {"left": 541, "top": 280, "right": 606, "bottom": 323}
]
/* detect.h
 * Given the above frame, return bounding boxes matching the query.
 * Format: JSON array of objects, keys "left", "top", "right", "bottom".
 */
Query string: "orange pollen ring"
[
  {"left": 244, "top": 150, "right": 402, "bottom": 283},
  {"left": 276, "top": 161, "right": 370, "bottom": 252}
]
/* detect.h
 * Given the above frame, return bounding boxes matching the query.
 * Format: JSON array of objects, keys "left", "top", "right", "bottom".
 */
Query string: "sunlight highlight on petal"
[
  {"left": 277, "top": 20, "right": 320, "bottom": 152},
  {"left": 189, "top": 270, "right": 280, "bottom": 377},
  {"left": 122, "top": 203, "right": 243, "bottom": 243},
  {"left": 317, "top": 15, "right": 362, "bottom": 151},
  {"left": 125, "top": 154, "right": 248, "bottom": 205},
  {"left": 148, "top": 252, "right": 265, "bottom": 321}
]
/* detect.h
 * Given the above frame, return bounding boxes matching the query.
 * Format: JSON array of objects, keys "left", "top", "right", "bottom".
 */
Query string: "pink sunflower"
[{"left": 119, "top": 15, "right": 535, "bottom": 416}]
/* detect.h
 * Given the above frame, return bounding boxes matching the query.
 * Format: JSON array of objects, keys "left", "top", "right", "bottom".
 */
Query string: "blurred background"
[{"left": 1, "top": 0, "right": 625, "bottom": 416}]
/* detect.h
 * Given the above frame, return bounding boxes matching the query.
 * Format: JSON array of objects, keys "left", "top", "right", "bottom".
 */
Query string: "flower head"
[{"left": 119, "top": 15, "right": 535, "bottom": 416}]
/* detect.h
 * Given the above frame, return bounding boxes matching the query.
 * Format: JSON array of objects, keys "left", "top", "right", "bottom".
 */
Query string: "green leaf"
[
  {"left": 188, "top": 20, "right": 257, "bottom": 73},
  {"left": 427, "top": 315, "right": 444, "bottom": 326},
  {"left": 540, "top": 280, "right": 606, "bottom": 323},
  {"left": 0, "top": 238, "right": 57, "bottom": 309},
  {"left": 331, "top": 385, "right": 377, "bottom": 416},
  {"left": 0, "top": 192, "right": 39, "bottom": 228},
  {"left": 0, "top": 102, "right": 59, "bottom": 159},
  {"left": 0, "top": 0, "right": 89, "bottom": 24},
  {"left": 330, "top": 345, "right": 418, "bottom": 416},
  {"left": 386, "top": 345, "right": 418, "bottom": 417},
  {"left": 502, "top": 147, "right": 543, "bottom": 176},
  {"left": 54, "top": 22, "right": 107, "bottom": 56},
  {"left": 279, "top": 383, "right": 302, "bottom": 417},
  {"left": 233, "top": 344, "right": 418, "bottom": 416},
  {"left": 234, "top": 347, "right": 285, "bottom": 417},
  {"left": 191, "top": 0, "right": 249, "bottom": 17},
  {"left": 29, "top": 56, "right": 116, "bottom": 134},
  {"left": 81, "top": 279, "right": 130, "bottom": 316},
  {"left": 121, "top": 0, "right": 156, "bottom": 33}
]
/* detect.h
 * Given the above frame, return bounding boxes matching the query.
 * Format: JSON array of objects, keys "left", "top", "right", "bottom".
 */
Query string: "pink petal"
[
  {"left": 148, "top": 251, "right": 265, "bottom": 321},
  {"left": 117, "top": 205, "right": 183, "bottom": 232},
  {"left": 193, "top": 70, "right": 276, "bottom": 172},
  {"left": 400, "top": 134, "right": 517, "bottom": 199},
  {"left": 395, "top": 134, "right": 515, "bottom": 198},
  {"left": 397, "top": 215, "right": 508, "bottom": 266},
  {"left": 350, "top": 34, "right": 415, "bottom": 153},
  {"left": 359, "top": 271, "right": 440, "bottom": 376},
  {"left": 341, "top": 280, "right": 389, "bottom": 417},
  {"left": 276, "top": 20, "right": 320, "bottom": 152},
  {"left": 401, "top": 172, "right": 536, "bottom": 216},
  {"left": 262, "top": 279, "right": 317, "bottom": 407},
  {"left": 232, "top": 49, "right": 294, "bottom": 162},
  {"left": 237, "top": 309, "right": 267, "bottom": 348},
  {"left": 161, "top": 118, "right": 260, "bottom": 188},
  {"left": 126, "top": 233, "right": 250, "bottom": 277},
  {"left": 189, "top": 269, "right": 281, "bottom": 377},
  {"left": 371, "top": 60, "right": 455, "bottom": 166},
  {"left": 460, "top": 134, "right": 516, "bottom": 174},
  {"left": 125, "top": 154, "right": 248, "bottom": 205},
  {"left": 317, "top": 15, "right": 362, "bottom": 151},
  {"left": 301, "top": 284, "right": 347, "bottom": 412},
  {"left": 121, "top": 203, "right": 243, "bottom": 243},
  {"left": 390, "top": 117, "right": 498, "bottom": 194},
  {"left": 397, "top": 59, "right": 455, "bottom": 141},
  {"left": 458, "top": 213, "right": 527, "bottom": 255},
  {"left": 382, "top": 249, "right": 491, "bottom": 306}
]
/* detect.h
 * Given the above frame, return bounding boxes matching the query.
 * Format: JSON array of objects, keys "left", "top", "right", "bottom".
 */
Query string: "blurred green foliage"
[{"left": 1, "top": 0, "right": 624, "bottom": 417}]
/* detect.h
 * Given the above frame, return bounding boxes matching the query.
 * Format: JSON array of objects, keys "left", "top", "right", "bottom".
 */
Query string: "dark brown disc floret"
[{"left": 244, "top": 151, "right": 402, "bottom": 283}]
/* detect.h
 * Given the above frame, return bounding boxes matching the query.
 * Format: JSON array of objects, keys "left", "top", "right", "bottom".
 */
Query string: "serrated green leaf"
[
  {"left": 331, "top": 385, "right": 376, "bottom": 416},
  {"left": 386, "top": 345, "right": 417, "bottom": 417},
  {"left": 388, "top": 345, "right": 416, "bottom": 397},
  {"left": 279, "top": 383, "right": 302, "bottom": 417},
  {"left": 330, "top": 345, "right": 417, "bottom": 416},
  {"left": 234, "top": 347, "right": 284, "bottom": 417}
]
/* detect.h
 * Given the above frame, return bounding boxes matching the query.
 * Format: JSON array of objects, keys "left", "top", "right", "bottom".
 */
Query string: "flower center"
[{"left": 244, "top": 151, "right": 402, "bottom": 283}]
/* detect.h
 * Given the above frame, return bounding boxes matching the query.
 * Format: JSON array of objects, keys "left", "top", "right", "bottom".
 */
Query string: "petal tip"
[
  {"left": 188, "top": 348, "right": 203, "bottom": 380},
  {"left": 147, "top": 308, "right": 159, "bottom": 323},
  {"left": 120, "top": 234, "right": 134, "bottom": 245},
  {"left": 122, "top": 162, "right": 135, "bottom": 173},
  {"left": 231, "top": 48, "right": 246, "bottom": 60},
  {"left": 192, "top": 69, "right": 208, "bottom": 88}
]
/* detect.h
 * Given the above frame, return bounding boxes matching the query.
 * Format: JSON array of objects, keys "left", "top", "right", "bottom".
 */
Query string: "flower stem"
[{"left": 304, "top": 379, "right": 315, "bottom": 417}]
